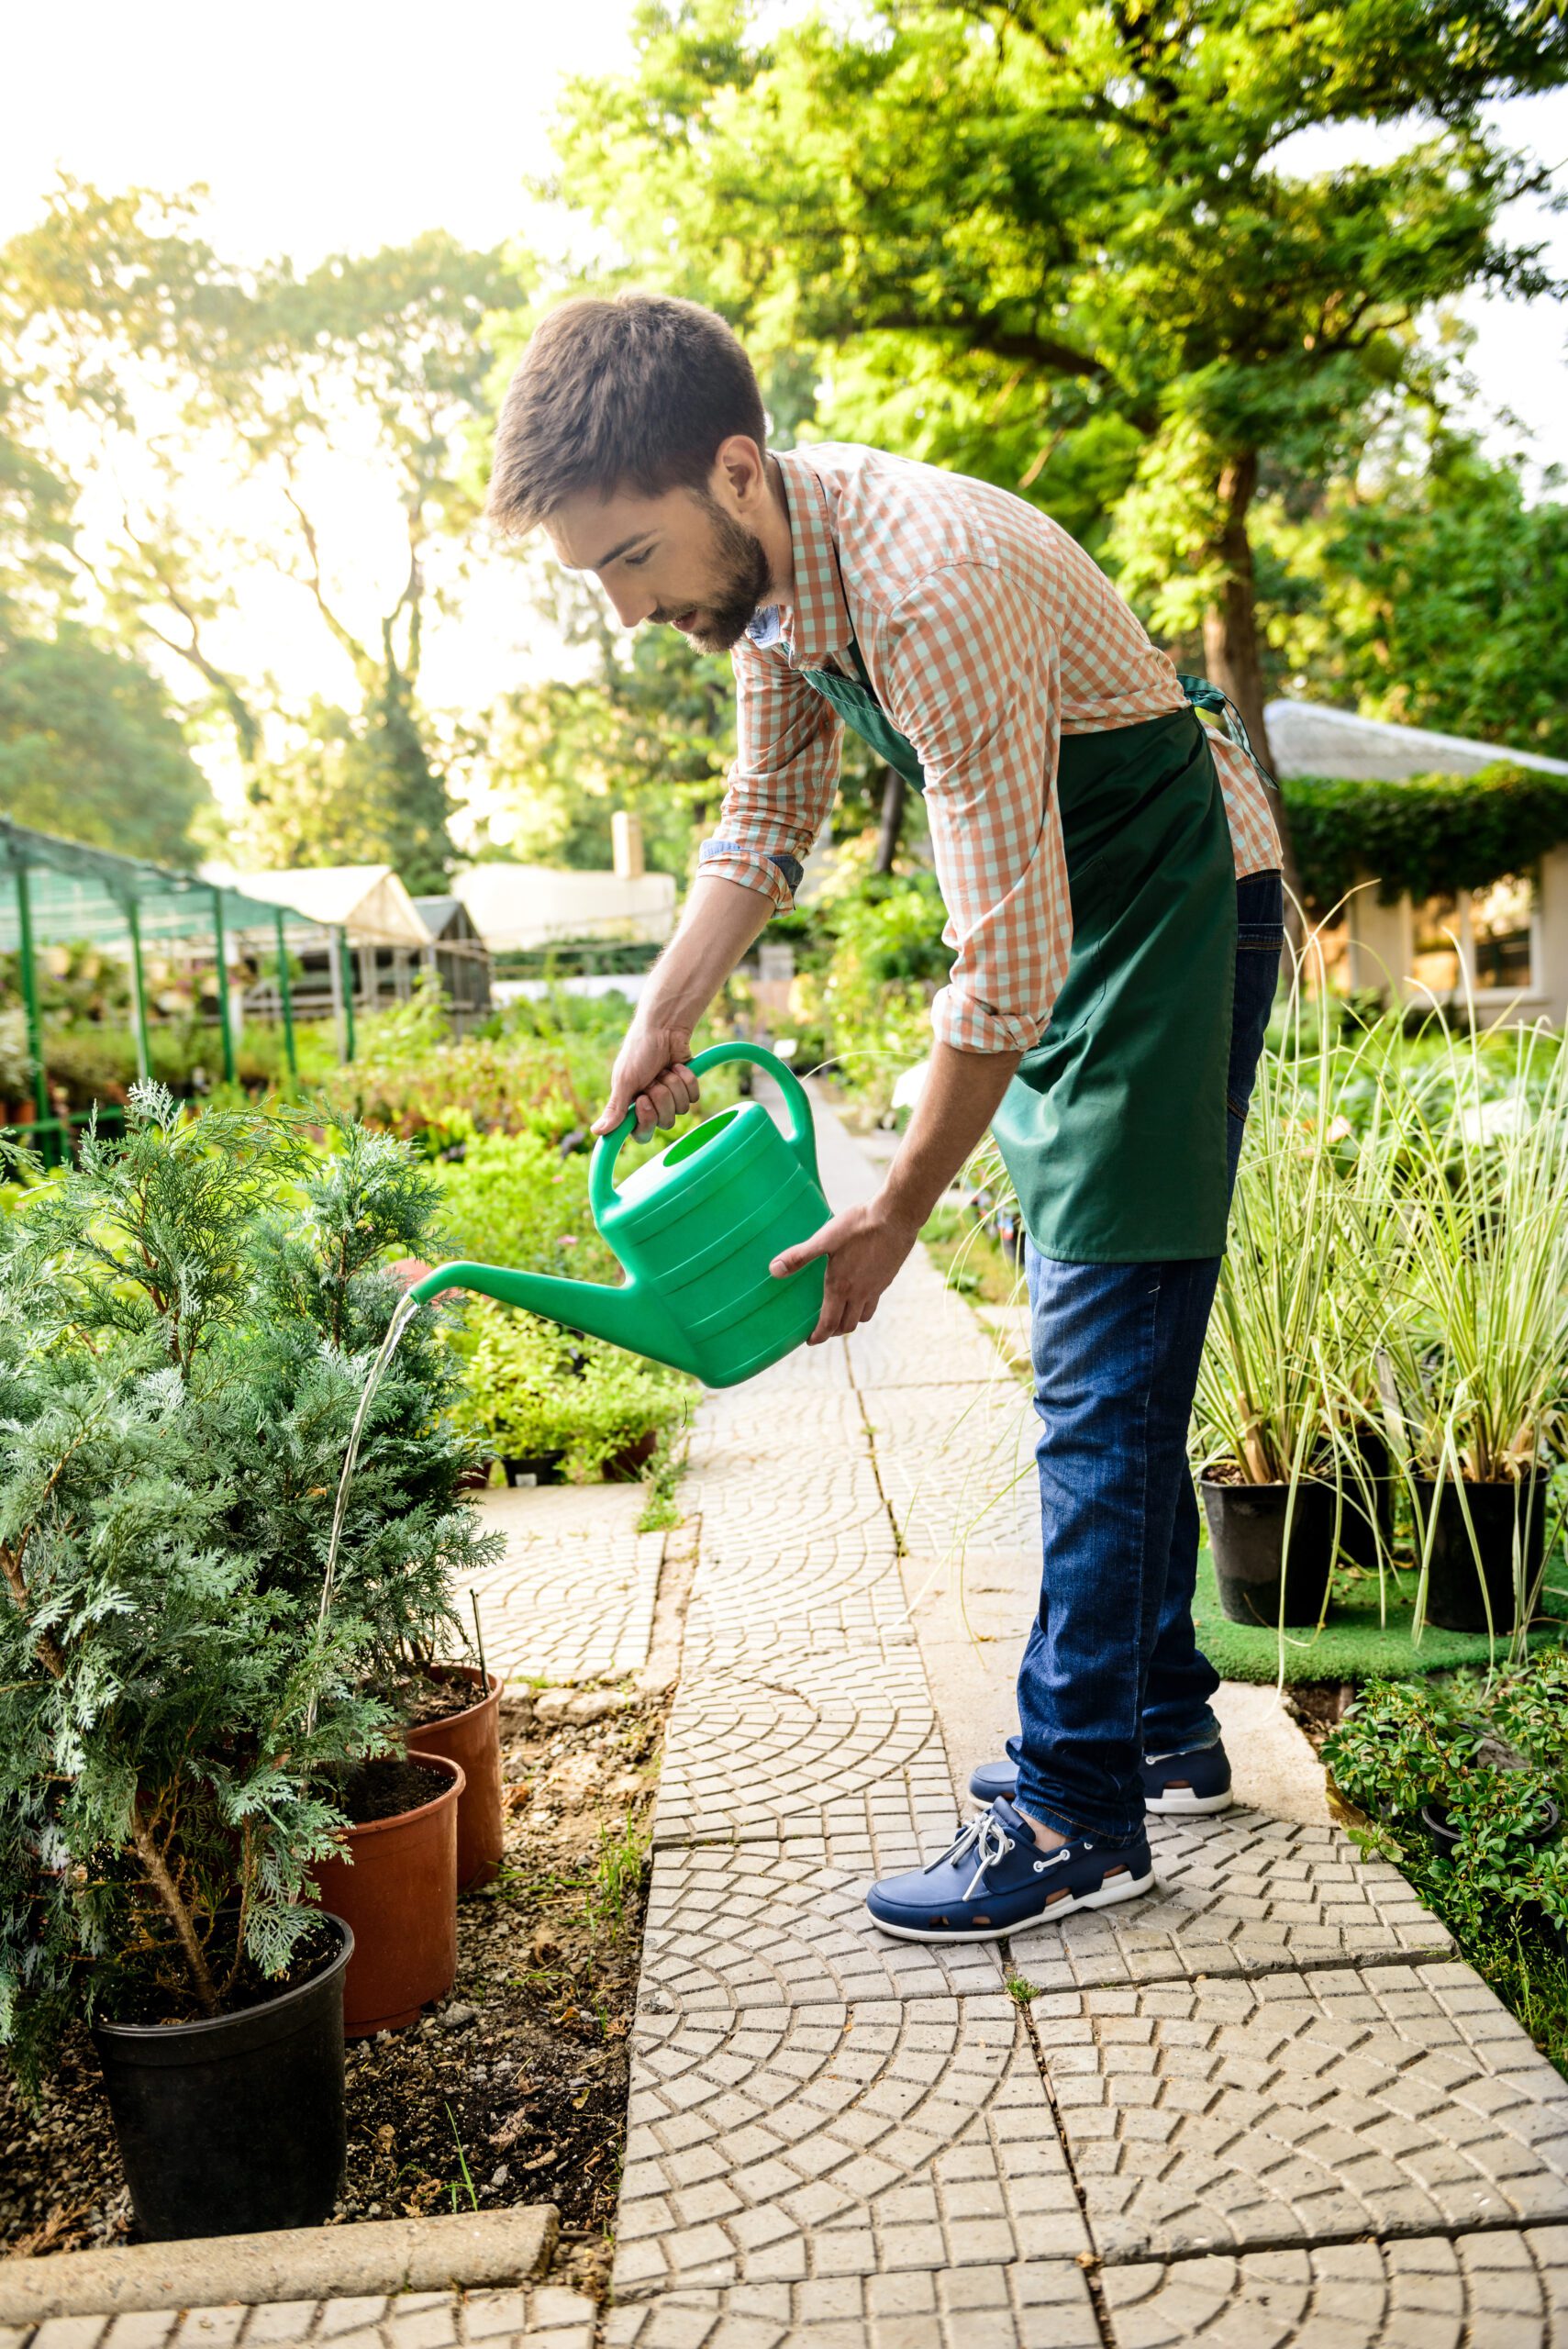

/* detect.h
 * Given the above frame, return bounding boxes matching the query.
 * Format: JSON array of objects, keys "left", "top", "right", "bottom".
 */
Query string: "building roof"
[
  {"left": 1265, "top": 699, "right": 1568, "bottom": 785},
  {"left": 452, "top": 863, "right": 677, "bottom": 954},
  {"left": 202, "top": 865, "right": 434, "bottom": 949},
  {"left": 411, "top": 895, "right": 485, "bottom": 946}
]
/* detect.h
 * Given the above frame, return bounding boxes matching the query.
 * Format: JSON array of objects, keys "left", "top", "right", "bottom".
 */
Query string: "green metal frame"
[
  {"left": 13, "top": 863, "right": 50, "bottom": 1132},
  {"left": 273, "top": 905, "right": 297, "bottom": 1081},
  {"left": 210, "top": 886, "right": 237, "bottom": 1087},
  {"left": 124, "top": 896, "right": 151, "bottom": 1085},
  {"left": 0, "top": 815, "right": 351, "bottom": 1161}
]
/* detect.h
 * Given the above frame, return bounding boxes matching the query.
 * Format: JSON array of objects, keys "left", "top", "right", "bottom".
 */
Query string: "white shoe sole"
[
  {"left": 1146, "top": 1786, "right": 1233, "bottom": 1815},
  {"left": 867, "top": 1866, "right": 1155, "bottom": 1944}
]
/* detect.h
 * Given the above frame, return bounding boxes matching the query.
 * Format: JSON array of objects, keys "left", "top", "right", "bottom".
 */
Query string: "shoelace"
[{"left": 927, "top": 1809, "right": 1014, "bottom": 1899}]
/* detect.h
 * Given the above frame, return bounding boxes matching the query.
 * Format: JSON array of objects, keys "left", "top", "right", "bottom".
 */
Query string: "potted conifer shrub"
[
  {"left": 233, "top": 1113, "right": 505, "bottom": 2025},
  {"left": 0, "top": 1093, "right": 384, "bottom": 2242}
]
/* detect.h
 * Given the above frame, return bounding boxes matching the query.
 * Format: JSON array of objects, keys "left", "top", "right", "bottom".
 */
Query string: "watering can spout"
[{"left": 408, "top": 1261, "right": 700, "bottom": 1378}]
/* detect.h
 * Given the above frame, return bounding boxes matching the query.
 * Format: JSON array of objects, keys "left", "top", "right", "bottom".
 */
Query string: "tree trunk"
[
  {"left": 873, "top": 764, "right": 906, "bottom": 876},
  {"left": 1202, "top": 453, "right": 1304, "bottom": 941}
]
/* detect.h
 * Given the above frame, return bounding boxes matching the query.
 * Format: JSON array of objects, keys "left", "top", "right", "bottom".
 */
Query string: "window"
[{"left": 1411, "top": 874, "right": 1538, "bottom": 998}]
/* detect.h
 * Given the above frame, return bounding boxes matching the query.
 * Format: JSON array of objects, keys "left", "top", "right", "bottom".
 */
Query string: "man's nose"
[{"left": 605, "top": 579, "right": 654, "bottom": 629}]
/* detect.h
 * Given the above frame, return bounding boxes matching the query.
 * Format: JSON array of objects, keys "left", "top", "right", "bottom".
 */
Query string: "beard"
[{"left": 654, "top": 496, "right": 773, "bottom": 654}]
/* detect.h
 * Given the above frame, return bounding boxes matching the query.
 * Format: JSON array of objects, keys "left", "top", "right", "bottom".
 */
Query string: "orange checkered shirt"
[{"left": 698, "top": 443, "right": 1281, "bottom": 1054}]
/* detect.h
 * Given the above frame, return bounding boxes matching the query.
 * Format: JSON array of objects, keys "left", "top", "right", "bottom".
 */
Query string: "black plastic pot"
[
  {"left": 503, "top": 1450, "right": 566, "bottom": 1487},
  {"left": 1420, "top": 1797, "right": 1561, "bottom": 1859},
  {"left": 92, "top": 1914, "right": 352, "bottom": 2242},
  {"left": 1335, "top": 1430, "right": 1394, "bottom": 1574},
  {"left": 1413, "top": 1472, "right": 1549, "bottom": 1635},
  {"left": 1201, "top": 1477, "right": 1335, "bottom": 1629}
]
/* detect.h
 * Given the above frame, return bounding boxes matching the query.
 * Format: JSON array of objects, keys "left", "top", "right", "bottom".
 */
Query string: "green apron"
[{"left": 799, "top": 640, "right": 1240, "bottom": 1264}]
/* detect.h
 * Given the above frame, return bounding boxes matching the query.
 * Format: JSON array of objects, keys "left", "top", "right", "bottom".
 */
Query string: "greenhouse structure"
[{"left": 0, "top": 818, "right": 346, "bottom": 1157}]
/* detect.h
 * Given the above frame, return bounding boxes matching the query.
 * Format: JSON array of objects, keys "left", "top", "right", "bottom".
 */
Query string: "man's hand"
[
  {"left": 770, "top": 1197, "right": 921, "bottom": 1342},
  {"left": 593, "top": 1024, "right": 701, "bottom": 1143}
]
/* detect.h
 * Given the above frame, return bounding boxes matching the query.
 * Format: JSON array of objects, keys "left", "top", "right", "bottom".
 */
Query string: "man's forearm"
[
  {"left": 638, "top": 873, "right": 775, "bottom": 1041},
  {"left": 881, "top": 1040, "right": 1021, "bottom": 1235}
]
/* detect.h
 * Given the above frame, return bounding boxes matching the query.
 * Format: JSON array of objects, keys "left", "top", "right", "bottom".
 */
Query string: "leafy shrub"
[{"left": 459, "top": 1300, "right": 689, "bottom": 1479}]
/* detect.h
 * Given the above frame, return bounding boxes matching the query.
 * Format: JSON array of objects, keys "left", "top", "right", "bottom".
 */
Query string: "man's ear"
[{"left": 712, "top": 434, "right": 768, "bottom": 511}]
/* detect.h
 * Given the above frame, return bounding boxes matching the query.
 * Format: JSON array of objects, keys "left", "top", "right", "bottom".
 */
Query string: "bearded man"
[{"left": 486, "top": 291, "right": 1283, "bottom": 1943}]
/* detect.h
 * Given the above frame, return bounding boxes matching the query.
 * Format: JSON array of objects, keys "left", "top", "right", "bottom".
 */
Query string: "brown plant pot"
[
  {"left": 604, "top": 1430, "right": 659, "bottom": 1483},
  {"left": 312, "top": 1754, "right": 464, "bottom": 2036},
  {"left": 406, "top": 1666, "right": 506, "bottom": 1892}
]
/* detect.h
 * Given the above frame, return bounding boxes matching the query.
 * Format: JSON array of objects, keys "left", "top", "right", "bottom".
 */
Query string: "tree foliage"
[
  {"left": 547, "top": 0, "right": 1565, "bottom": 810},
  {"left": 0, "top": 183, "right": 534, "bottom": 881},
  {"left": 0, "top": 618, "right": 211, "bottom": 866},
  {"left": 1284, "top": 764, "right": 1568, "bottom": 911}
]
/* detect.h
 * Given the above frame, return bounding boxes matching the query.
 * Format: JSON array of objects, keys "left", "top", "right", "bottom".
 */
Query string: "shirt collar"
[{"left": 773, "top": 449, "right": 853, "bottom": 670}]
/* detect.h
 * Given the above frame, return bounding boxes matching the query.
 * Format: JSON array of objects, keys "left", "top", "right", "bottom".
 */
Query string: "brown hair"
[{"left": 486, "top": 292, "right": 767, "bottom": 534}]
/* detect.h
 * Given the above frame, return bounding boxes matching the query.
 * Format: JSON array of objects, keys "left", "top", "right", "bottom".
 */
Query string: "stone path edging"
[
  {"left": 0, "top": 2210, "right": 557, "bottom": 2327},
  {"left": 616, "top": 1089, "right": 1568, "bottom": 2347}
]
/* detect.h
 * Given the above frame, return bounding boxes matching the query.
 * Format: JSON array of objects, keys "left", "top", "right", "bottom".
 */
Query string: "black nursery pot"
[
  {"left": 92, "top": 1914, "right": 352, "bottom": 2243},
  {"left": 503, "top": 1449, "right": 566, "bottom": 1487},
  {"left": 1420, "top": 1798, "right": 1561, "bottom": 1860},
  {"left": 1335, "top": 1431, "right": 1394, "bottom": 1574},
  {"left": 1414, "top": 1473, "right": 1549, "bottom": 1635},
  {"left": 1201, "top": 1477, "right": 1335, "bottom": 1629}
]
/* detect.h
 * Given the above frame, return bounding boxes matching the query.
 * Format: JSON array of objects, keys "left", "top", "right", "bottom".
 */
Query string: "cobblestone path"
[{"left": 608, "top": 1099, "right": 1568, "bottom": 2348}]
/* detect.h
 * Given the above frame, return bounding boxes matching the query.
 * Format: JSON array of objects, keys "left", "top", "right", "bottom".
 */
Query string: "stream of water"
[{"left": 306, "top": 1289, "right": 421, "bottom": 1731}]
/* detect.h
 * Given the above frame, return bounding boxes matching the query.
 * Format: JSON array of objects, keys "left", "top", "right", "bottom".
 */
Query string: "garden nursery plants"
[{"left": 0, "top": 1086, "right": 501, "bottom": 2240}]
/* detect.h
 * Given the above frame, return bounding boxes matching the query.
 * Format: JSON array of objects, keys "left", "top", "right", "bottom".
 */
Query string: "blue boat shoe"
[
  {"left": 864, "top": 1798, "right": 1154, "bottom": 1943},
  {"left": 967, "top": 1739, "right": 1234, "bottom": 1816}
]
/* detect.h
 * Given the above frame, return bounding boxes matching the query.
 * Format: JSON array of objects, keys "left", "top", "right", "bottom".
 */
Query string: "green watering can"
[{"left": 409, "top": 1041, "right": 832, "bottom": 1387}]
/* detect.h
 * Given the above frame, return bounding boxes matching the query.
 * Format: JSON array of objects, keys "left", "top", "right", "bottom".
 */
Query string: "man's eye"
[{"left": 624, "top": 551, "right": 652, "bottom": 568}]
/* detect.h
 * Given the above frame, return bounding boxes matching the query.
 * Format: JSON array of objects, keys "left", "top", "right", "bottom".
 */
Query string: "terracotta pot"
[
  {"left": 313, "top": 1754, "right": 463, "bottom": 2036},
  {"left": 604, "top": 1430, "right": 659, "bottom": 1482},
  {"left": 406, "top": 1666, "right": 505, "bottom": 1891}
]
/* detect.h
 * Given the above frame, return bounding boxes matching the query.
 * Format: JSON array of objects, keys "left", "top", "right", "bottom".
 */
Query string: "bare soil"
[{"left": 0, "top": 1687, "right": 663, "bottom": 2297}]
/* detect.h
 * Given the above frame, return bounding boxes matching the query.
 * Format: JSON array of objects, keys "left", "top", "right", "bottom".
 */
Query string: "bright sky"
[{"left": 4, "top": 3, "right": 1565, "bottom": 814}]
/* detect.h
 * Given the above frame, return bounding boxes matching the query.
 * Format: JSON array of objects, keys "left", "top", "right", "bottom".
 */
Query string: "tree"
[
  {"left": 0, "top": 618, "right": 213, "bottom": 865},
  {"left": 1262, "top": 431, "right": 1568, "bottom": 761},
  {"left": 0, "top": 185, "right": 534, "bottom": 884},
  {"left": 548, "top": 0, "right": 1566, "bottom": 902}
]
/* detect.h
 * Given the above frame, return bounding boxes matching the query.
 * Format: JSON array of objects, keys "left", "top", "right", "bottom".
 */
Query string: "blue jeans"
[{"left": 1012, "top": 871, "right": 1285, "bottom": 1842}]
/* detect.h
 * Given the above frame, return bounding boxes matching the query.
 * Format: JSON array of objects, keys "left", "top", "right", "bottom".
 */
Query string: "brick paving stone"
[
  {"left": 639, "top": 1845, "right": 1006, "bottom": 2009},
  {"left": 847, "top": 1277, "right": 1007, "bottom": 1395},
  {"left": 613, "top": 1993, "right": 1087, "bottom": 2301},
  {"left": 603, "top": 2257, "right": 1099, "bottom": 2346},
  {"left": 680, "top": 1567, "right": 916, "bottom": 1680},
  {"left": 172, "top": 2316, "right": 248, "bottom": 2347},
  {"left": 1006, "top": 1810, "right": 1453, "bottom": 1988},
  {"left": 1030, "top": 1962, "right": 1568, "bottom": 2263},
  {"left": 651, "top": 1649, "right": 954, "bottom": 1852},
  {"left": 462, "top": 1484, "right": 662, "bottom": 1683},
  {"left": 1101, "top": 2224, "right": 1568, "bottom": 2347}
]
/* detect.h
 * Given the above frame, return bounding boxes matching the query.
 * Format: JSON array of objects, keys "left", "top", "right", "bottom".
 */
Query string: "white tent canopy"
[
  {"left": 1265, "top": 699, "right": 1568, "bottom": 785},
  {"left": 453, "top": 863, "right": 676, "bottom": 954},
  {"left": 202, "top": 865, "right": 434, "bottom": 950}
]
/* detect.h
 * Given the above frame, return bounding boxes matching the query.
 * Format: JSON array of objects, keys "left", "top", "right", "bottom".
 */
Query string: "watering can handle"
[{"left": 589, "top": 1041, "right": 820, "bottom": 1220}]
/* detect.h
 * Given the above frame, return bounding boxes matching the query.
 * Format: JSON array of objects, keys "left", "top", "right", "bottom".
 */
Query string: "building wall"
[{"left": 1345, "top": 862, "right": 1568, "bottom": 1027}]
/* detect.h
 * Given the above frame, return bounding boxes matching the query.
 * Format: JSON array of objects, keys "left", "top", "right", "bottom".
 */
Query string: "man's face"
[{"left": 545, "top": 476, "right": 773, "bottom": 654}]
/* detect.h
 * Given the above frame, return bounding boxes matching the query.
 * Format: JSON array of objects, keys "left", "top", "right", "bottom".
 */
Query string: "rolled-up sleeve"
[
  {"left": 875, "top": 562, "right": 1072, "bottom": 1053},
  {"left": 696, "top": 635, "right": 842, "bottom": 913}
]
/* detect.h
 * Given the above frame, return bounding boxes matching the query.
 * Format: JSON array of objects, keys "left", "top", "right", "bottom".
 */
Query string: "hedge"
[{"left": 1284, "top": 763, "right": 1568, "bottom": 911}]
